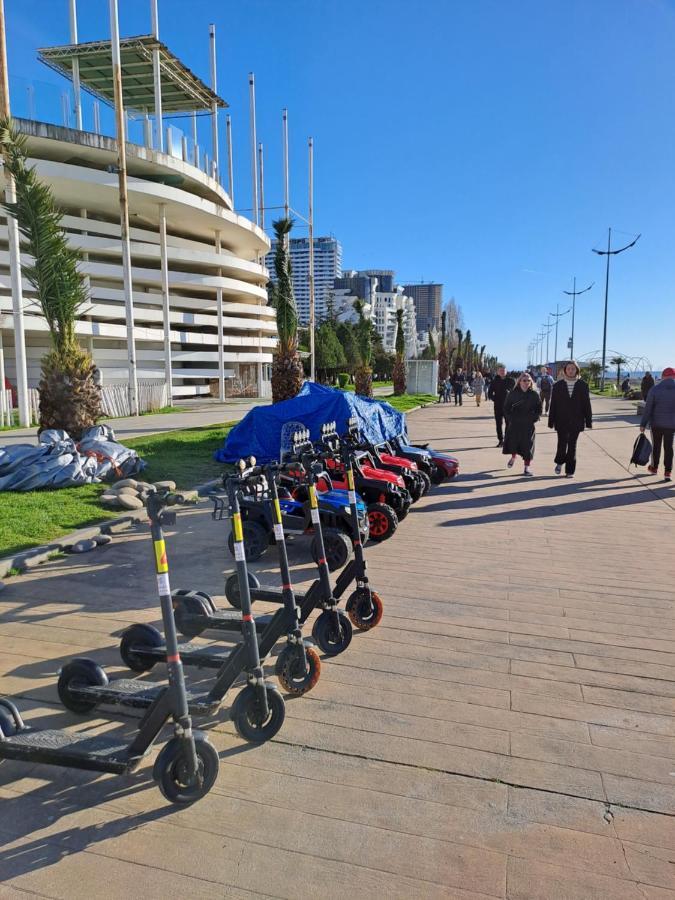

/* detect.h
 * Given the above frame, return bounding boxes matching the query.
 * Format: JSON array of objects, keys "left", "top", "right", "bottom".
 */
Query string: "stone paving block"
[{"left": 506, "top": 856, "right": 647, "bottom": 900}]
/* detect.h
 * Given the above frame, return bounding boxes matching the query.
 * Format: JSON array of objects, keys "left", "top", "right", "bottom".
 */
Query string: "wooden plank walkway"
[{"left": 0, "top": 395, "right": 673, "bottom": 899}]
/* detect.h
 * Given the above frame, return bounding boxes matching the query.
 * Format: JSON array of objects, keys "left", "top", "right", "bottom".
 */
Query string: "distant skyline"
[{"left": 5, "top": 0, "right": 675, "bottom": 369}]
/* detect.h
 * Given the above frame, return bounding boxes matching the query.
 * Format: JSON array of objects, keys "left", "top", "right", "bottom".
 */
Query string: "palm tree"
[
  {"left": 392, "top": 308, "right": 407, "bottom": 396},
  {"left": 268, "top": 217, "right": 304, "bottom": 403},
  {"left": 609, "top": 355, "right": 628, "bottom": 388},
  {"left": 479, "top": 344, "right": 486, "bottom": 371},
  {"left": 587, "top": 361, "right": 602, "bottom": 387},
  {"left": 463, "top": 329, "right": 472, "bottom": 372},
  {"left": 437, "top": 311, "right": 449, "bottom": 385},
  {"left": 353, "top": 299, "right": 373, "bottom": 397},
  {"left": 0, "top": 119, "right": 101, "bottom": 437},
  {"left": 454, "top": 328, "right": 463, "bottom": 369}
]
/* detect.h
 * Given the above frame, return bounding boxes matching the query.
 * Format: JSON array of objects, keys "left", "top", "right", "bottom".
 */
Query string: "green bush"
[{"left": 338, "top": 372, "right": 350, "bottom": 389}]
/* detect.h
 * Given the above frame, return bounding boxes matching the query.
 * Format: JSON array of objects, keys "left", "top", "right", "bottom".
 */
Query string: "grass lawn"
[
  {"left": 0, "top": 422, "right": 233, "bottom": 558},
  {"left": 384, "top": 392, "right": 438, "bottom": 412}
]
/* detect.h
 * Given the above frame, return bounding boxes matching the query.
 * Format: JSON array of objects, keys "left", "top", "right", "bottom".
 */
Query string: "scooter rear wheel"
[
  {"left": 154, "top": 734, "right": 219, "bottom": 805},
  {"left": 224, "top": 571, "right": 262, "bottom": 610},
  {"left": 312, "top": 610, "right": 353, "bottom": 656},
  {"left": 57, "top": 659, "right": 108, "bottom": 713},
  {"left": 275, "top": 645, "right": 321, "bottom": 695},
  {"left": 120, "top": 623, "right": 163, "bottom": 672},
  {"left": 231, "top": 684, "right": 285, "bottom": 743},
  {"left": 173, "top": 593, "right": 212, "bottom": 639},
  {"left": 346, "top": 589, "right": 384, "bottom": 631}
]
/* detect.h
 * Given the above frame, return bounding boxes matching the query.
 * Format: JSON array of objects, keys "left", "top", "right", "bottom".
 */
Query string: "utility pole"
[
  {"left": 248, "top": 73, "right": 258, "bottom": 226},
  {"left": 308, "top": 136, "right": 315, "bottom": 382},
  {"left": 550, "top": 304, "right": 571, "bottom": 378},
  {"left": 541, "top": 322, "right": 552, "bottom": 370},
  {"left": 563, "top": 276, "right": 593, "bottom": 361},
  {"left": 592, "top": 228, "right": 640, "bottom": 391}
]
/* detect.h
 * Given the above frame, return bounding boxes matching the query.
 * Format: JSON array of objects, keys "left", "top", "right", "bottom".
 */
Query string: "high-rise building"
[
  {"left": 403, "top": 283, "right": 443, "bottom": 333},
  {"left": 266, "top": 236, "right": 342, "bottom": 324}
]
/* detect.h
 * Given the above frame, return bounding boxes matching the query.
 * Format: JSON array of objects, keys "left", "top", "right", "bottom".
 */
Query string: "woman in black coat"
[
  {"left": 503, "top": 372, "right": 542, "bottom": 476},
  {"left": 548, "top": 360, "right": 593, "bottom": 477}
]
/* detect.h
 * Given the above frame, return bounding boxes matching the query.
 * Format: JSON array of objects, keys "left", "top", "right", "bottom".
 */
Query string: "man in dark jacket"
[
  {"left": 548, "top": 361, "right": 593, "bottom": 477},
  {"left": 641, "top": 371, "right": 655, "bottom": 401},
  {"left": 452, "top": 368, "right": 466, "bottom": 406},
  {"left": 640, "top": 367, "right": 675, "bottom": 480},
  {"left": 488, "top": 365, "right": 515, "bottom": 446}
]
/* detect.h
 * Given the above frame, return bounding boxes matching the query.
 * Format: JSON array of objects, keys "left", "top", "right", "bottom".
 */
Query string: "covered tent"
[{"left": 215, "top": 383, "right": 406, "bottom": 464}]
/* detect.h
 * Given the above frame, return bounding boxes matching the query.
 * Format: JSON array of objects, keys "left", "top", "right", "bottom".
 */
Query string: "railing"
[
  {"left": 1, "top": 388, "right": 40, "bottom": 429},
  {"left": 100, "top": 380, "right": 169, "bottom": 418}
]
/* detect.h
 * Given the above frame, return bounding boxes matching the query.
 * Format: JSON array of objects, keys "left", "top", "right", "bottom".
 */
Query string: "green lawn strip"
[
  {"left": 383, "top": 393, "right": 438, "bottom": 412},
  {"left": 0, "top": 422, "right": 233, "bottom": 558}
]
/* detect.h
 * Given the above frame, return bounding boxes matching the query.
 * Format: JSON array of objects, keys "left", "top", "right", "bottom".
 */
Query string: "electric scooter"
[
  {"left": 0, "top": 489, "right": 219, "bottom": 805},
  {"left": 118, "top": 460, "right": 322, "bottom": 696},
  {"left": 56, "top": 473, "right": 286, "bottom": 743},
  {"left": 170, "top": 430, "right": 354, "bottom": 656}
]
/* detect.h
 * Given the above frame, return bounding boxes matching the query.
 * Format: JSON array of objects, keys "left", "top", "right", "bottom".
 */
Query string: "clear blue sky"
[{"left": 6, "top": 0, "right": 675, "bottom": 370}]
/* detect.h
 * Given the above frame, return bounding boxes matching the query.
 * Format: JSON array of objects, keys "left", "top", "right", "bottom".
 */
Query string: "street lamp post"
[
  {"left": 592, "top": 227, "right": 640, "bottom": 391},
  {"left": 541, "top": 322, "right": 552, "bottom": 370},
  {"left": 550, "top": 304, "right": 571, "bottom": 377},
  {"left": 563, "top": 277, "right": 593, "bottom": 361}
]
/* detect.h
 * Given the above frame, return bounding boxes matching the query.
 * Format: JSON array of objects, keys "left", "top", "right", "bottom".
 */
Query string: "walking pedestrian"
[
  {"left": 621, "top": 375, "right": 631, "bottom": 398},
  {"left": 484, "top": 372, "right": 493, "bottom": 400},
  {"left": 538, "top": 367, "right": 554, "bottom": 414},
  {"left": 452, "top": 368, "right": 466, "bottom": 406},
  {"left": 640, "top": 366, "right": 675, "bottom": 481},
  {"left": 472, "top": 371, "right": 485, "bottom": 406},
  {"left": 488, "top": 365, "right": 515, "bottom": 446},
  {"left": 548, "top": 360, "right": 593, "bottom": 478},
  {"left": 503, "top": 372, "right": 542, "bottom": 476},
  {"left": 641, "top": 371, "right": 655, "bottom": 401}
]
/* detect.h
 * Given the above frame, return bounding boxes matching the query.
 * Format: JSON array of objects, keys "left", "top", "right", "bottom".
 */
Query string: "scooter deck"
[
  {"left": 69, "top": 679, "right": 224, "bottom": 715},
  {"left": 0, "top": 727, "right": 144, "bottom": 773},
  {"left": 129, "top": 637, "right": 266, "bottom": 670}
]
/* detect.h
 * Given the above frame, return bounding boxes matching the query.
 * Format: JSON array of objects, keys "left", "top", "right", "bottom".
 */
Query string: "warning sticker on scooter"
[
  {"left": 157, "top": 573, "right": 171, "bottom": 596},
  {"left": 273, "top": 523, "right": 284, "bottom": 541},
  {"left": 310, "top": 508, "right": 321, "bottom": 525},
  {"left": 234, "top": 541, "right": 246, "bottom": 561},
  {"left": 348, "top": 491, "right": 357, "bottom": 505}
]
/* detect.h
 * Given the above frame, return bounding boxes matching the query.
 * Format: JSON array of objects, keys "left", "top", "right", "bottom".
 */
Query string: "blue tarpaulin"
[{"left": 215, "top": 383, "right": 406, "bottom": 464}]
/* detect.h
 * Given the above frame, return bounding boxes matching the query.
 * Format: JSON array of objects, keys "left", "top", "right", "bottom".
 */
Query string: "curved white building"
[{"left": 0, "top": 118, "right": 273, "bottom": 403}]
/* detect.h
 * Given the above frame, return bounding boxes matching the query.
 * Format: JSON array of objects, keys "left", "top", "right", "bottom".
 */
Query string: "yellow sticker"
[
  {"left": 309, "top": 485, "right": 318, "bottom": 509},
  {"left": 347, "top": 470, "right": 355, "bottom": 491},
  {"left": 232, "top": 512, "right": 244, "bottom": 543},
  {"left": 154, "top": 539, "right": 168, "bottom": 574},
  {"left": 273, "top": 498, "right": 282, "bottom": 524}
]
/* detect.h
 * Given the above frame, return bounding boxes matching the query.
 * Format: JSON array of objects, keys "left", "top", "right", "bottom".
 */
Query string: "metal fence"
[
  {"left": 1, "top": 388, "right": 40, "bottom": 428},
  {"left": 99, "top": 381, "right": 170, "bottom": 418}
]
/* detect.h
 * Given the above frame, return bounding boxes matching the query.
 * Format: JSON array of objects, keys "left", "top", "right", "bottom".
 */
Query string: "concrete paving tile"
[
  {"left": 603, "top": 773, "right": 675, "bottom": 817},
  {"left": 620, "top": 842, "right": 675, "bottom": 890},
  {"left": 611, "top": 809, "right": 675, "bottom": 852},
  {"left": 589, "top": 724, "right": 675, "bottom": 760},
  {"left": 511, "top": 693, "right": 675, "bottom": 737},
  {"left": 582, "top": 685, "right": 675, "bottom": 717},
  {"left": 506, "top": 856, "right": 645, "bottom": 900},
  {"left": 511, "top": 659, "right": 675, "bottom": 699}
]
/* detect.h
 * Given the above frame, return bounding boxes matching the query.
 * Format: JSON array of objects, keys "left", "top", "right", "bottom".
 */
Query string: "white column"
[
  {"left": 159, "top": 204, "right": 172, "bottom": 399},
  {"left": 215, "top": 231, "right": 225, "bottom": 401},
  {"left": 69, "top": 0, "right": 83, "bottom": 130},
  {"left": 110, "top": 0, "right": 139, "bottom": 415},
  {"left": 151, "top": 0, "right": 163, "bottom": 151},
  {"left": 0, "top": 328, "right": 6, "bottom": 427}
]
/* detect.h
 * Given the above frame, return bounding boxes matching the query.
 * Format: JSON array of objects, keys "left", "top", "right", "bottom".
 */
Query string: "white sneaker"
[
  {"left": 524, "top": 466, "right": 533, "bottom": 477},
  {"left": 554, "top": 464, "right": 562, "bottom": 475},
  {"left": 507, "top": 456, "right": 515, "bottom": 468}
]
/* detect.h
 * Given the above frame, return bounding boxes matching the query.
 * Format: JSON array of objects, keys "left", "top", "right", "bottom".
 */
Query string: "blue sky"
[{"left": 6, "top": 0, "right": 675, "bottom": 370}]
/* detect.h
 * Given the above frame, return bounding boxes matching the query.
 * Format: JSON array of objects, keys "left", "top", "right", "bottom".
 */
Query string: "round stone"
[
  {"left": 72, "top": 539, "right": 97, "bottom": 553},
  {"left": 117, "top": 493, "right": 144, "bottom": 510},
  {"left": 100, "top": 493, "right": 120, "bottom": 505},
  {"left": 153, "top": 480, "right": 177, "bottom": 491},
  {"left": 115, "top": 486, "right": 141, "bottom": 497},
  {"left": 113, "top": 478, "right": 138, "bottom": 490},
  {"left": 94, "top": 533, "right": 113, "bottom": 546}
]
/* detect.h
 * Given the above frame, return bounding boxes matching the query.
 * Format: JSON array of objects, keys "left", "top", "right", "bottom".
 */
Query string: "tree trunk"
[
  {"left": 271, "top": 351, "right": 304, "bottom": 403},
  {"left": 38, "top": 351, "right": 102, "bottom": 439},
  {"left": 354, "top": 365, "right": 373, "bottom": 398},
  {"left": 392, "top": 356, "right": 406, "bottom": 396}
]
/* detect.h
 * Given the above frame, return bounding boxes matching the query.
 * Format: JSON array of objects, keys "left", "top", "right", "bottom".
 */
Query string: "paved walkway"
[{"left": 0, "top": 396, "right": 673, "bottom": 899}]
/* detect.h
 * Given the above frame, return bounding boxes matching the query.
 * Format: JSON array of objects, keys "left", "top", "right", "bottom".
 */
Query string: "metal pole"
[
  {"left": 191, "top": 111, "right": 198, "bottom": 165},
  {"left": 554, "top": 303, "right": 559, "bottom": 374},
  {"left": 151, "top": 0, "right": 163, "bottom": 151},
  {"left": 600, "top": 228, "right": 611, "bottom": 391},
  {"left": 308, "top": 136, "right": 315, "bottom": 382},
  {"left": 546, "top": 320, "right": 550, "bottom": 369},
  {"left": 215, "top": 231, "right": 225, "bottom": 401},
  {"left": 570, "top": 276, "right": 576, "bottom": 359},
  {"left": 0, "top": 0, "right": 30, "bottom": 426},
  {"left": 93, "top": 100, "right": 101, "bottom": 133},
  {"left": 69, "top": 0, "right": 83, "bottom": 130},
  {"left": 209, "top": 24, "right": 219, "bottom": 181},
  {"left": 226, "top": 114, "right": 234, "bottom": 205},
  {"left": 110, "top": 0, "right": 139, "bottom": 415},
  {"left": 0, "top": 329, "right": 6, "bottom": 427},
  {"left": 248, "top": 73, "right": 258, "bottom": 225},
  {"left": 159, "top": 204, "right": 172, "bottom": 400},
  {"left": 258, "top": 141, "right": 265, "bottom": 229},
  {"left": 282, "top": 107, "right": 289, "bottom": 219}
]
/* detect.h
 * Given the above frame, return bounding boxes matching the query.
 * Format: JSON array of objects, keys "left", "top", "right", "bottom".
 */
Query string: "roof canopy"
[{"left": 38, "top": 35, "right": 227, "bottom": 115}]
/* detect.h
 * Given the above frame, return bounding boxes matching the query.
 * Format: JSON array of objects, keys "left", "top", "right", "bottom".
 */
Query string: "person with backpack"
[
  {"left": 641, "top": 371, "right": 655, "bottom": 400},
  {"left": 538, "top": 367, "right": 554, "bottom": 413},
  {"left": 548, "top": 360, "right": 593, "bottom": 477},
  {"left": 503, "top": 372, "right": 542, "bottom": 476},
  {"left": 488, "top": 365, "right": 515, "bottom": 446},
  {"left": 640, "top": 367, "right": 675, "bottom": 481}
]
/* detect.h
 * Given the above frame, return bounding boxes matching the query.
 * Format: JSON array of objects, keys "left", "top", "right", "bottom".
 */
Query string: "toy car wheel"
[
  {"left": 57, "top": 658, "right": 108, "bottom": 713},
  {"left": 173, "top": 592, "right": 212, "bottom": 639},
  {"left": 430, "top": 467, "right": 446, "bottom": 485},
  {"left": 120, "top": 623, "right": 163, "bottom": 672},
  {"left": 312, "top": 529, "right": 352, "bottom": 572},
  {"left": 154, "top": 734, "right": 219, "bottom": 805},
  {"left": 346, "top": 589, "right": 384, "bottom": 631},
  {"left": 227, "top": 520, "right": 269, "bottom": 562},
  {"left": 312, "top": 610, "right": 353, "bottom": 656},
  {"left": 418, "top": 471, "right": 432, "bottom": 495},
  {"left": 407, "top": 478, "right": 422, "bottom": 503},
  {"left": 367, "top": 503, "right": 398, "bottom": 542},
  {"left": 275, "top": 645, "right": 321, "bottom": 695},
  {"left": 224, "top": 571, "right": 261, "bottom": 610},
  {"left": 231, "top": 684, "right": 285, "bottom": 743}
]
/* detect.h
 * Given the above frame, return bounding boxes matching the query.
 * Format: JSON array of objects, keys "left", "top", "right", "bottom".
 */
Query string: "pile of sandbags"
[{"left": 100, "top": 478, "right": 177, "bottom": 510}]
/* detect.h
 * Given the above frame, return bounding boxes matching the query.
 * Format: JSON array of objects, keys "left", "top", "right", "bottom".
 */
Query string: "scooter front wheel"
[
  {"left": 154, "top": 734, "right": 219, "bottom": 805},
  {"left": 312, "top": 610, "right": 353, "bottom": 656},
  {"left": 275, "top": 644, "right": 321, "bottom": 695},
  {"left": 57, "top": 658, "right": 108, "bottom": 714},
  {"left": 232, "top": 684, "right": 285, "bottom": 743},
  {"left": 120, "top": 623, "right": 163, "bottom": 672},
  {"left": 346, "top": 589, "right": 384, "bottom": 631}
]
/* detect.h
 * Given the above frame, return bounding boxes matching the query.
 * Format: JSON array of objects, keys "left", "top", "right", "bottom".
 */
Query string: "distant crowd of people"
[{"left": 438, "top": 362, "right": 675, "bottom": 482}]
